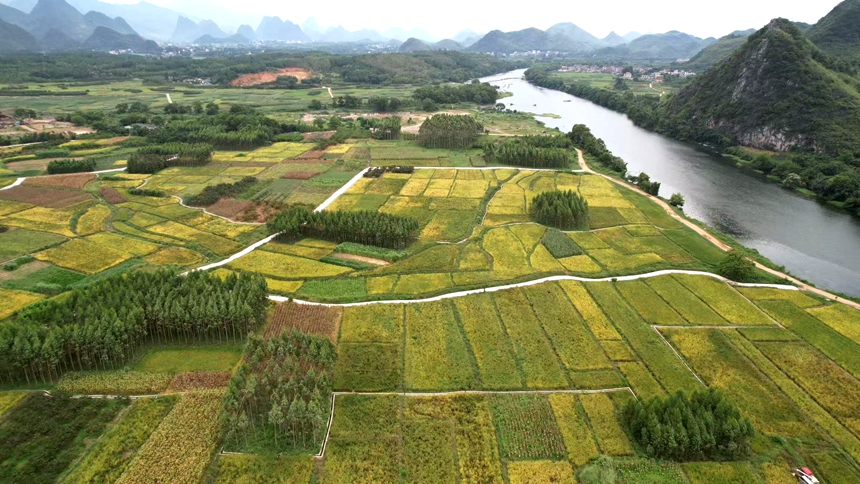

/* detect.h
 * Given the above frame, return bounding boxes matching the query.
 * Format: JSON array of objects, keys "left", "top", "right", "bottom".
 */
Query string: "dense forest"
[
  {"left": 0, "top": 50, "right": 523, "bottom": 85},
  {"left": 531, "top": 190, "right": 590, "bottom": 230},
  {"left": 417, "top": 113, "right": 485, "bottom": 149},
  {"left": 221, "top": 331, "right": 335, "bottom": 453},
  {"left": 267, "top": 206, "right": 420, "bottom": 249},
  {"left": 0, "top": 270, "right": 268, "bottom": 384},
  {"left": 485, "top": 135, "right": 573, "bottom": 168}
]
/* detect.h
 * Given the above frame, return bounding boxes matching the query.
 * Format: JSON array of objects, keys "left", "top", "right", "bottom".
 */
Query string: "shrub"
[
  {"left": 541, "top": 228, "right": 582, "bottom": 258},
  {"left": 3, "top": 255, "right": 34, "bottom": 271},
  {"left": 531, "top": 190, "right": 589, "bottom": 230},
  {"left": 46, "top": 158, "right": 96, "bottom": 174},
  {"left": 185, "top": 177, "right": 257, "bottom": 207},
  {"left": 128, "top": 188, "right": 166, "bottom": 197},
  {"left": 669, "top": 193, "right": 685, "bottom": 208},
  {"left": 623, "top": 389, "right": 754, "bottom": 461},
  {"left": 273, "top": 132, "right": 304, "bottom": 142},
  {"left": 717, "top": 251, "right": 755, "bottom": 282},
  {"left": 364, "top": 166, "right": 414, "bottom": 178}
]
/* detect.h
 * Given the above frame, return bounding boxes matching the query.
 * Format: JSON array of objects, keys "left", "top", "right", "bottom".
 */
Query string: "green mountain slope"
[
  {"left": 0, "top": 17, "right": 38, "bottom": 51},
  {"left": 399, "top": 37, "right": 430, "bottom": 52},
  {"left": 665, "top": 19, "right": 860, "bottom": 153},
  {"left": 596, "top": 30, "right": 714, "bottom": 60},
  {"left": 467, "top": 28, "right": 577, "bottom": 53},
  {"left": 681, "top": 30, "right": 754, "bottom": 72},
  {"left": 808, "top": 0, "right": 860, "bottom": 63},
  {"left": 82, "top": 26, "right": 160, "bottom": 53}
]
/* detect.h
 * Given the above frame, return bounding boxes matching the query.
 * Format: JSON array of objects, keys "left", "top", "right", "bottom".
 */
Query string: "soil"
[
  {"left": 331, "top": 253, "right": 389, "bottom": 266},
  {"left": 0, "top": 185, "right": 92, "bottom": 208},
  {"left": 24, "top": 173, "right": 95, "bottom": 190},
  {"left": 230, "top": 68, "right": 312, "bottom": 87}
]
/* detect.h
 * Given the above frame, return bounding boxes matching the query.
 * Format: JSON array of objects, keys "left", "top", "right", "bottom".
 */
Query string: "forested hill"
[
  {"left": 664, "top": 18, "right": 860, "bottom": 154},
  {"left": 807, "top": 0, "right": 860, "bottom": 64}
]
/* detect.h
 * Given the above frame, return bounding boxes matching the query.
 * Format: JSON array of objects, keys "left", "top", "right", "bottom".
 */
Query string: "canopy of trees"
[
  {"left": 267, "top": 206, "right": 420, "bottom": 249},
  {"left": 623, "top": 390, "right": 755, "bottom": 461},
  {"left": 412, "top": 83, "right": 499, "bottom": 105},
  {"left": 221, "top": 331, "right": 335, "bottom": 453},
  {"left": 417, "top": 113, "right": 483, "bottom": 149},
  {"left": 568, "top": 124, "right": 628, "bottom": 175},
  {"left": 485, "top": 135, "right": 572, "bottom": 168},
  {"left": 0, "top": 270, "right": 268, "bottom": 384},
  {"left": 530, "top": 190, "right": 590, "bottom": 230},
  {"left": 185, "top": 176, "right": 257, "bottom": 207},
  {"left": 127, "top": 142, "right": 213, "bottom": 173},
  {"left": 46, "top": 158, "right": 95, "bottom": 174}
]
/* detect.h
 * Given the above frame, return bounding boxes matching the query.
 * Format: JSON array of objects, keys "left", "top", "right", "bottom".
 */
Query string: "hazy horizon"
[{"left": 90, "top": 0, "right": 844, "bottom": 39}]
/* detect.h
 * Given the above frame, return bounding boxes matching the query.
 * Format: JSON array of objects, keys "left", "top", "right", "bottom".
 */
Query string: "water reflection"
[{"left": 482, "top": 69, "right": 860, "bottom": 296}]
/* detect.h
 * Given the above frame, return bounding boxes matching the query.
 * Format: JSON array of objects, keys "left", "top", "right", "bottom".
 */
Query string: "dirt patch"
[
  {"left": 0, "top": 260, "right": 49, "bottom": 281},
  {"left": 235, "top": 200, "right": 283, "bottom": 223},
  {"left": 99, "top": 187, "right": 127, "bottom": 204},
  {"left": 25, "top": 173, "right": 95, "bottom": 190},
  {"left": 0, "top": 185, "right": 92, "bottom": 208},
  {"left": 331, "top": 253, "right": 389, "bottom": 266},
  {"left": 230, "top": 67, "right": 312, "bottom": 87},
  {"left": 207, "top": 198, "right": 253, "bottom": 220},
  {"left": 281, "top": 171, "right": 321, "bottom": 180},
  {"left": 297, "top": 150, "right": 326, "bottom": 160},
  {"left": 302, "top": 131, "right": 335, "bottom": 141},
  {"left": 265, "top": 301, "right": 342, "bottom": 342},
  {"left": 169, "top": 371, "right": 232, "bottom": 391},
  {"left": 5, "top": 159, "right": 51, "bottom": 172}
]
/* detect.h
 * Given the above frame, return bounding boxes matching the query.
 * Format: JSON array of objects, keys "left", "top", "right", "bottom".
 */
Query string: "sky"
[{"left": 115, "top": 0, "right": 844, "bottom": 39}]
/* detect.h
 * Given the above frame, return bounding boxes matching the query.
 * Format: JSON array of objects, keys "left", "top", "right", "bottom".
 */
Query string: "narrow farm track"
[
  {"left": 268, "top": 269, "right": 798, "bottom": 307},
  {"left": 575, "top": 149, "right": 860, "bottom": 311}
]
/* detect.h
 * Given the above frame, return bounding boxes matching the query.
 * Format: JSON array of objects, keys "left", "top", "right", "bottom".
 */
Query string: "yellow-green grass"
[
  {"left": 420, "top": 210, "right": 478, "bottom": 241},
  {"left": 0, "top": 199, "right": 32, "bottom": 217},
  {"left": 148, "top": 221, "right": 240, "bottom": 255},
  {"left": 213, "top": 455, "right": 314, "bottom": 484},
  {"left": 183, "top": 215, "right": 257, "bottom": 239},
  {"left": 263, "top": 241, "right": 333, "bottom": 259},
  {"left": 86, "top": 232, "right": 160, "bottom": 256},
  {"left": 75, "top": 204, "right": 111, "bottom": 236},
  {"left": 558, "top": 254, "right": 602, "bottom": 273},
  {"left": 494, "top": 289, "right": 568, "bottom": 388},
  {"left": 757, "top": 341, "right": 860, "bottom": 437},
  {"left": 132, "top": 345, "right": 242, "bottom": 373},
  {"left": 558, "top": 281, "right": 621, "bottom": 340},
  {"left": 453, "top": 294, "right": 522, "bottom": 389},
  {"left": 339, "top": 304, "right": 404, "bottom": 344},
  {"left": 738, "top": 287, "right": 822, "bottom": 308},
  {"left": 588, "top": 248, "right": 663, "bottom": 271},
  {"left": 683, "top": 462, "right": 760, "bottom": 484},
  {"left": 548, "top": 394, "right": 599, "bottom": 466},
  {"left": 644, "top": 276, "right": 730, "bottom": 326},
  {"left": 725, "top": 331, "right": 860, "bottom": 464},
  {"left": 5, "top": 205, "right": 81, "bottom": 237},
  {"left": 673, "top": 274, "right": 774, "bottom": 326},
  {"left": 229, "top": 250, "right": 351, "bottom": 280},
  {"left": 0, "top": 392, "right": 27, "bottom": 417},
  {"left": 615, "top": 280, "right": 686, "bottom": 325},
  {"left": 34, "top": 238, "right": 130, "bottom": 274},
  {"left": 585, "top": 282, "right": 702, "bottom": 394},
  {"left": 661, "top": 328, "right": 812, "bottom": 437},
  {"left": 530, "top": 245, "right": 565, "bottom": 272},
  {"left": 401, "top": 417, "right": 459, "bottom": 483},
  {"left": 489, "top": 393, "right": 567, "bottom": 460},
  {"left": 265, "top": 278, "right": 304, "bottom": 295},
  {"left": 482, "top": 228, "right": 533, "bottom": 280},
  {"left": 366, "top": 275, "right": 399, "bottom": 295},
  {"left": 808, "top": 304, "right": 860, "bottom": 345},
  {"left": 567, "top": 231, "right": 610, "bottom": 250},
  {"left": 114, "top": 221, "right": 184, "bottom": 245},
  {"left": 144, "top": 247, "right": 204, "bottom": 266},
  {"left": 618, "top": 362, "right": 667, "bottom": 400},
  {"left": 506, "top": 461, "right": 575, "bottom": 484},
  {"left": 579, "top": 392, "right": 634, "bottom": 456},
  {"left": 601, "top": 340, "right": 636, "bottom": 361},
  {"left": 523, "top": 283, "right": 611, "bottom": 371},
  {"left": 404, "top": 301, "right": 476, "bottom": 390},
  {"left": 0, "top": 227, "right": 67, "bottom": 261}
]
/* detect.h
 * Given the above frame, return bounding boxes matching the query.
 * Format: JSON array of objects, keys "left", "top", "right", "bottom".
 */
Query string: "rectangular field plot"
[
  {"left": 673, "top": 274, "right": 774, "bottom": 326},
  {"left": 453, "top": 294, "right": 522, "bottom": 389},
  {"left": 489, "top": 394, "right": 567, "bottom": 460},
  {"left": 35, "top": 238, "right": 131, "bottom": 274},
  {"left": 0, "top": 287, "right": 44, "bottom": 320},
  {"left": 661, "top": 328, "right": 813, "bottom": 437},
  {"left": 808, "top": 304, "right": 860, "bottom": 345},
  {"left": 644, "top": 276, "right": 730, "bottom": 326},
  {"left": 404, "top": 301, "right": 476, "bottom": 390},
  {"left": 228, "top": 250, "right": 351, "bottom": 279},
  {"left": 0, "top": 227, "right": 66, "bottom": 261}
]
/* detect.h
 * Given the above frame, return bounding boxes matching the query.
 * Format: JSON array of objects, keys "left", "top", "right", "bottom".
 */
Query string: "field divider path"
[
  {"left": 650, "top": 327, "right": 708, "bottom": 387},
  {"left": 575, "top": 149, "right": 860, "bottom": 311},
  {"left": 269, "top": 269, "right": 798, "bottom": 307},
  {"left": 184, "top": 168, "right": 369, "bottom": 275}
]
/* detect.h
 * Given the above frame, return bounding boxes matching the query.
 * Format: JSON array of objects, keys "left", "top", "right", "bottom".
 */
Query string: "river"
[{"left": 482, "top": 69, "right": 860, "bottom": 297}]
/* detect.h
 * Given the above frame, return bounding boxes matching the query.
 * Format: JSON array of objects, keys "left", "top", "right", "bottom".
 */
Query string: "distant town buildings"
[{"left": 558, "top": 65, "right": 696, "bottom": 82}]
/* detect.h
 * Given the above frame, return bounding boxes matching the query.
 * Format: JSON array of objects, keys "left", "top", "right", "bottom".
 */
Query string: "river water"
[{"left": 482, "top": 69, "right": 860, "bottom": 297}]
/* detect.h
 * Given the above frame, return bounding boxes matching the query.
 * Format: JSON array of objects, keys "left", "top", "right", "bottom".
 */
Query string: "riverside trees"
[{"left": 485, "top": 135, "right": 573, "bottom": 169}]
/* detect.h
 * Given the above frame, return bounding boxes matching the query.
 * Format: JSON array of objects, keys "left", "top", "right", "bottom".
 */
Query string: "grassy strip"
[{"left": 333, "top": 241, "right": 408, "bottom": 262}]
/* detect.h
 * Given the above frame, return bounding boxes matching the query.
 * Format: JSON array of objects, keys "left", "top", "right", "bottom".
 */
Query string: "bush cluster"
[
  {"left": 46, "top": 158, "right": 96, "bottom": 174},
  {"left": 531, "top": 190, "right": 590, "bottom": 230},
  {"left": 268, "top": 206, "right": 419, "bottom": 249},
  {"left": 185, "top": 176, "right": 257, "bottom": 207}
]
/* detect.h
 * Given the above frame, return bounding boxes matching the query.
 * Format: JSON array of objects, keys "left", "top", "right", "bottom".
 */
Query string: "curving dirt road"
[{"left": 575, "top": 149, "right": 860, "bottom": 310}]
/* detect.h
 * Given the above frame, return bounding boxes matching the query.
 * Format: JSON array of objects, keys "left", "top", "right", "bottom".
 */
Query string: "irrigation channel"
[{"left": 483, "top": 69, "right": 860, "bottom": 298}]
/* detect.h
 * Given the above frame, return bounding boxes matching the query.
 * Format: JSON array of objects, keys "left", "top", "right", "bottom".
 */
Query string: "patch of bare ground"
[
  {"left": 24, "top": 173, "right": 95, "bottom": 189},
  {"left": 169, "top": 371, "right": 232, "bottom": 391},
  {"left": 99, "top": 186, "right": 127, "bottom": 204},
  {"left": 207, "top": 198, "right": 253, "bottom": 220},
  {"left": 330, "top": 253, "right": 389, "bottom": 266},
  {"left": 230, "top": 68, "right": 312, "bottom": 87}
]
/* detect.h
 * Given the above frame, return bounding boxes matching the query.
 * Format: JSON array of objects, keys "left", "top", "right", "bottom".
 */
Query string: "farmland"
[{"left": 3, "top": 83, "right": 860, "bottom": 484}]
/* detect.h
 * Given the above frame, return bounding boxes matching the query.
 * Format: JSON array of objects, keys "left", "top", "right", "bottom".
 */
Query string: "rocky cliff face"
[{"left": 665, "top": 18, "right": 860, "bottom": 154}]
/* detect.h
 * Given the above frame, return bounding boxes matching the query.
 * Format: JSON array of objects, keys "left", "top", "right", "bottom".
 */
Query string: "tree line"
[
  {"left": 46, "top": 158, "right": 96, "bottom": 174},
  {"left": 267, "top": 206, "right": 420, "bottom": 249},
  {"left": 221, "top": 331, "right": 335, "bottom": 453},
  {"left": 0, "top": 270, "right": 268, "bottom": 384},
  {"left": 568, "top": 124, "right": 628, "bottom": 175},
  {"left": 185, "top": 176, "right": 257, "bottom": 207},
  {"left": 418, "top": 113, "right": 484, "bottom": 149},
  {"left": 485, "top": 136, "right": 572, "bottom": 168},
  {"left": 127, "top": 142, "right": 213, "bottom": 174},
  {"left": 412, "top": 83, "right": 499, "bottom": 105}
]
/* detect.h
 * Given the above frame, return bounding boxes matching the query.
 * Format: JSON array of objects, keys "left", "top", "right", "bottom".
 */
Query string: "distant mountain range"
[{"left": 464, "top": 23, "right": 656, "bottom": 54}]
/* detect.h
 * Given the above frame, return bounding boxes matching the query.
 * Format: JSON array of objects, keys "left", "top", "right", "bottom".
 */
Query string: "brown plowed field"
[
  {"left": 230, "top": 68, "right": 312, "bottom": 87},
  {"left": 99, "top": 187, "right": 127, "bottom": 204},
  {"left": 24, "top": 173, "right": 95, "bottom": 189},
  {"left": 265, "top": 301, "right": 342, "bottom": 342},
  {"left": 207, "top": 198, "right": 253, "bottom": 220},
  {"left": 0, "top": 185, "right": 92, "bottom": 208}
]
